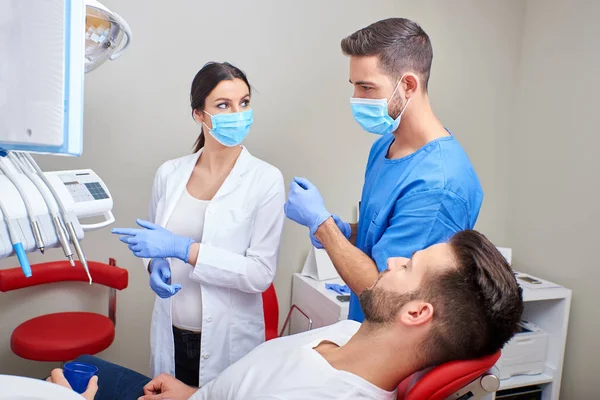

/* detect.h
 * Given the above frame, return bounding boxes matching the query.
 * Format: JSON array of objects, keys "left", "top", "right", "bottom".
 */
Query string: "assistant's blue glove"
[
  {"left": 112, "top": 219, "right": 193, "bottom": 262},
  {"left": 310, "top": 215, "right": 351, "bottom": 248},
  {"left": 284, "top": 177, "right": 331, "bottom": 236},
  {"left": 149, "top": 258, "right": 181, "bottom": 299}
]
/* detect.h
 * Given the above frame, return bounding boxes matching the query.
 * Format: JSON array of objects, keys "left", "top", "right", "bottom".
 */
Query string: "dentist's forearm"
[{"left": 315, "top": 218, "right": 379, "bottom": 295}]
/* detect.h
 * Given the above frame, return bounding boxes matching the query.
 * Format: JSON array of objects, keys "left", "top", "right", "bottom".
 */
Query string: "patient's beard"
[{"left": 360, "top": 286, "right": 418, "bottom": 324}]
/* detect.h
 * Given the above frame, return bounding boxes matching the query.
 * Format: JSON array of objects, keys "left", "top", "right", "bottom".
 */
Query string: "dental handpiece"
[{"left": 66, "top": 221, "right": 92, "bottom": 284}]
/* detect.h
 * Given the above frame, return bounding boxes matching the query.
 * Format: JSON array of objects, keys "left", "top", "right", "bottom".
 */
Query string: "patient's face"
[{"left": 360, "top": 243, "right": 456, "bottom": 323}]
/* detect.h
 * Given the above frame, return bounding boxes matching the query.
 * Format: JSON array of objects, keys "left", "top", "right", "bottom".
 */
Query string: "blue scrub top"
[{"left": 349, "top": 133, "right": 483, "bottom": 322}]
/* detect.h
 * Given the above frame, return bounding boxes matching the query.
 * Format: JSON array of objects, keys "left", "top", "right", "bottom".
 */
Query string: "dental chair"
[
  {"left": 262, "top": 283, "right": 279, "bottom": 341},
  {"left": 261, "top": 284, "right": 501, "bottom": 400},
  {"left": 262, "top": 283, "right": 313, "bottom": 340},
  {"left": 0, "top": 258, "right": 128, "bottom": 362},
  {"left": 396, "top": 351, "right": 501, "bottom": 400}
]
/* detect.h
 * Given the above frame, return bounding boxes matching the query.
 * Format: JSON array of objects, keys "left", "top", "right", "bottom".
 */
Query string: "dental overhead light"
[{"left": 84, "top": 0, "right": 132, "bottom": 73}]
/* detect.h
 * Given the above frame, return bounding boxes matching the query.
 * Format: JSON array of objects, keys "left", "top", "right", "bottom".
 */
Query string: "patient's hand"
[
  {"left": 138, "top": 373, "right": 198, "bottom": 400},
  {"left": 46, "top": 368, "right": 98, "bottom": 400}
]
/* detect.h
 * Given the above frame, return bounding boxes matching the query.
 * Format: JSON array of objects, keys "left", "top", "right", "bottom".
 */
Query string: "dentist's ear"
[
  {"left": 192, "top": 109, "right": 204, "bottom": 125},
  {"left": 401, "top": 73, "right": 419, "bottom": 98}
]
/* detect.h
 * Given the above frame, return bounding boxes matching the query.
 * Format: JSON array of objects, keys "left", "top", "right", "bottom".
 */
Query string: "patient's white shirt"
[{"left": 190, "top": 320, "right": 397, "bottom": 400}]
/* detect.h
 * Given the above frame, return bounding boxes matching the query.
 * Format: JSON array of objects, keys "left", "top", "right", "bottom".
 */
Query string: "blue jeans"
[{"left": 75, "top": 355, "right": 151, "bottom": 400}]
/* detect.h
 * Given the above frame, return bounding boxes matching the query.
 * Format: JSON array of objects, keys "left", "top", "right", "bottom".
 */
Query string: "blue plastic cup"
[{"left": 63, "top": 362, "right": 98, "bottom": 394}]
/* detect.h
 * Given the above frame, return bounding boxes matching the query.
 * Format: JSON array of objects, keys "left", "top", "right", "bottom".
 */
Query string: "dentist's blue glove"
[
  {"left": 149, "top": 258, "right": 181, "bottom": 299},
  {"left": 310, "top": 215, "right": 351, "bottom": 249},
  {"left": 112, "top": 219, "right": 194, "bottom": 262},
  {"left": 284, "top": 177, "right": 331, "bottom": 236}
]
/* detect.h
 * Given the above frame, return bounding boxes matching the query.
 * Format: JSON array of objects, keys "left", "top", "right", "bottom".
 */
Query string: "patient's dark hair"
[
  {"left": 419, "top": 230, "right": 523, "bottom": 367},
  {"left": 190, "top": 62, "right": 251, "bottom": 152}
]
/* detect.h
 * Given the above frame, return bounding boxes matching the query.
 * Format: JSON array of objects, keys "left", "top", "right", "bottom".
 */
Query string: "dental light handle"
[
  {"left": 80, "top": 211, "right": 115, "bottom": 232},
  {"left": 109, "top": 12, "right": 132, "bottom": 60}
]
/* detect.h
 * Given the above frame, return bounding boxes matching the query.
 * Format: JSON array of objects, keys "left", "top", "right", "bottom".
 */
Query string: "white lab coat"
[{"left": 143, "top": 146, "right": 285, "bottom": 386}]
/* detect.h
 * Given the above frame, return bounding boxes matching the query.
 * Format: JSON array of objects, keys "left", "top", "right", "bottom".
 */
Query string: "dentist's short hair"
[{"left": 341, "top": 18, "right": 433, "bottom": 91}]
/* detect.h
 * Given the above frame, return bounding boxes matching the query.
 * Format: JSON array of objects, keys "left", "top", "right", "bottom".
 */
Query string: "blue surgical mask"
[
  {"left": 202, "top": 109, "right": 254, "bottom": 147},
  {"left": 350, "top": 81, "right": 410, "bottom": 135}
]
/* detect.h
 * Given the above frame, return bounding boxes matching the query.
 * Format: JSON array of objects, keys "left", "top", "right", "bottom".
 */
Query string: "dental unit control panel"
[
  {"left": 49, "top": 170, "right": 115, "bottom": 227},
  {"left": 0, "top": 159, "right": 114, "bottom": 280}
]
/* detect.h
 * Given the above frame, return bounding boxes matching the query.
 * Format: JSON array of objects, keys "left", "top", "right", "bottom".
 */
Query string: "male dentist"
[{"left": 285, "top": 17, "right": 484, "bottom": 322}]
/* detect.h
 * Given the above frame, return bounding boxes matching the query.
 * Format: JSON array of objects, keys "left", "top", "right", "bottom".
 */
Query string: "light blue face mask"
[
  {"left": 202, "top": 109, "right": 254, "bottom": 147},
  {"left": 350, "top": 81, "right": 411, "bottom": 135}
]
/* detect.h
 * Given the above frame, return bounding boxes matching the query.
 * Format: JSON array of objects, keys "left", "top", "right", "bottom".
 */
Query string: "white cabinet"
[
  {"left": 492, "top": 273, "right": 571, "bottom": 400},
  {"left": 288, "top": 273, "right": 349, "bottom": 335},
  {"left": 289, "top": 272, "right": 571, "bottom": 400}
]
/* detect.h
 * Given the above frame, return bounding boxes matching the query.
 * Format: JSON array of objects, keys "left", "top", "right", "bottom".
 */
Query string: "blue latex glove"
[
  {"left": 310, "top": 214, "right": 351, "bottom": 249},
  {"left": 284, "top": 177, "right": 331, "bottom": 236},
  {"left": 149, "top": 258, "right": 181, "bottom": 299},
  {"left": 111, "top": 219, "right": 193, "bottom": 262},
  {"left": 325, "top": 283, "right": 350, "bottom": 295}
]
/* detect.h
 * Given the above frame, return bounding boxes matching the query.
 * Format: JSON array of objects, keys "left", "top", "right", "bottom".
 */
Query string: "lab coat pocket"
[{"left": 217, "top": 208, "right": 256, "bottom": 251}]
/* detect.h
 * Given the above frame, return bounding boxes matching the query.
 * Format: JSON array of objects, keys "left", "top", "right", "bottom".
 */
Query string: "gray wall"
[
  {"left": 0, "top": 0, "right": 525, "bottom": 383},
  {"left": 508, "top": 0, "right": 600, "bottom": 397}
]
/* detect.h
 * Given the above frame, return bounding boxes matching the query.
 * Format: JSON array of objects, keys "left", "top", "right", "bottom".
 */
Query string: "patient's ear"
[{"left": 399, "top": 300, "right": 434, "bottom": 326}]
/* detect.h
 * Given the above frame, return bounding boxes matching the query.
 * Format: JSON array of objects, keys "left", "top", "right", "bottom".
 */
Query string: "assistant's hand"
[
  {"left": 138, "top": 373, "right": 198, "bottom": 400},
  {"left": 284, "top": 177, "right": 331, "bottom": 235},
  {"left": 112, "top": 219, "right": 194, "bottom": 262},
  {"left": 46, "top": 368, "right": 98, "bottom": 400},
  {"left": 310, "top": 214, "right": 351, "bottom": 248},
  {"left": 149, "top": 259, "right": 182, "bottom": 299}
]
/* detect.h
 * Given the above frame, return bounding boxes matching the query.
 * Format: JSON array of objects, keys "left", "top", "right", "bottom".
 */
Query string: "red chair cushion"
[
  {"left": 403, "top": 351, "right": 501, "bottom": 400},
  {"left": 262, "top": 284, "right": 279, "bottom": 341},
  {"left": 11, "top": 312, "right": 115, "bottom": 361},
  {"left": 265, "top": 327, "right": 278, "bottom": 341}
]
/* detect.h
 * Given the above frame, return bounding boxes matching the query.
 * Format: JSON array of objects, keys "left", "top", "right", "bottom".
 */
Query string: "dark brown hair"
[
  {"left": 419, "top": 230, "right": 523, "bottom": 367},
  {"left": 190, "top": 62, "right": 251, "bottom": 152},
  {"left": 341, "top": 18, "right": 433, "bottom": 90}
]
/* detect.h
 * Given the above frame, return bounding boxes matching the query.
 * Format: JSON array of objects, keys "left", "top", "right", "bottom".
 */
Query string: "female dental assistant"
[{"left": 112, "top": 62, "right": 285, "bottom": 387}]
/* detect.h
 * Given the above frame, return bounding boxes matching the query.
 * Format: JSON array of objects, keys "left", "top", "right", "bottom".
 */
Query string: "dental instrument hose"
[
  {"left": 21, "top": 152, "right": 92, "bottom": 284},
  {"left": 0, "top": 157, "right": 45, "bottom": 254},
  {"left": 10, "top": 152, "right": 74, "bottom": 265},
  {"left": 0, "top": 175, "right": 31, "bottom": 278}
]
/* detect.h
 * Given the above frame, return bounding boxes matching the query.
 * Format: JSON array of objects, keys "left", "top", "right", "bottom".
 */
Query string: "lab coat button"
[
  {"left": 203, "top": 353, "right": 211, "bottom": 359},
  {"left": 206, "top": 317, "right": 212, "bottom": 322}
]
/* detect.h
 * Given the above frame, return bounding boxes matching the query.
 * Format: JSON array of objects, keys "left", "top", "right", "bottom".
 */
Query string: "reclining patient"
[{"left": 49, "top": 230, "right": 523, "bottom": 400}]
